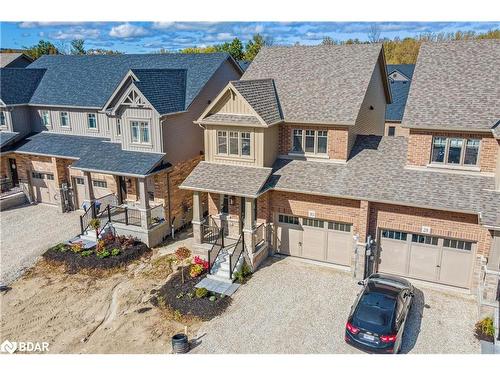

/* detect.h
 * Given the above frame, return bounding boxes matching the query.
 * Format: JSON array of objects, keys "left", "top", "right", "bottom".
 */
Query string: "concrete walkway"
[
  {"left": 0, "top": 204, "right": 81, "bottom": 285},
  {"left": 191, "top": 256, "right": 480, "bottom": 354}
]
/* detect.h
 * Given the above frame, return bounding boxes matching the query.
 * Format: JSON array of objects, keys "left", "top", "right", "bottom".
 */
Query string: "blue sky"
[{"left": 1, "top": 22, "right": 499, "bottom": 53}]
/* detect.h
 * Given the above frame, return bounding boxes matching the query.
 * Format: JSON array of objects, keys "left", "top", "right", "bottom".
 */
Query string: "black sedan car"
[{"left": 345, "top": 273, "right": 414, "bottom": 354}]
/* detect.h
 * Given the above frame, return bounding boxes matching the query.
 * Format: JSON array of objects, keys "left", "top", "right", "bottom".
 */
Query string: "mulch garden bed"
[
  {"left": 43, "top": 234, "right": 151, "bottom": 273},
  {"left": 150, "top": 267, "right": 232, "bottom": 321}
]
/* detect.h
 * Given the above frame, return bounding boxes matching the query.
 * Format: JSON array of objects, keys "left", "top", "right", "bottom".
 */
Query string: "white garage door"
[
  {"left": 276, "top": 214, "right": 353, "bottom": 267},
  {"left": 378, "top": 230, "right": 474, "bottom": 289},
  {"left": 32, "top": 171, "right": 59, "bottom": 205}
]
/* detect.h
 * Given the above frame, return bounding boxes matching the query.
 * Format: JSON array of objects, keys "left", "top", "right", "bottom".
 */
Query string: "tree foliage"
[
  {"left": 86, "top": 48, "right": 123, "bottom": 55},
  {"left": 70, "top": 39, "right": 86, "bottom": 55},
  {"left": 24, "top": 40, "right": 59, "bottom": 59},
  {"left": 216, "top": 38, "right": 244, "bottom": 60},
  {"left": 244, "top": 34, "right": 272, "bottom": 61}
]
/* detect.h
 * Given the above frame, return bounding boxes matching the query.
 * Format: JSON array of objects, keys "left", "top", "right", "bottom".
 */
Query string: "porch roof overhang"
[
  {"left": 11, "top": 131, "right": 167, "bottom": 177},
  {"left": 180, "top": 161, "right": 272, "bottom": 198},
  {"left": 0, "top": 131, "right": 21, "bottom": 152}
]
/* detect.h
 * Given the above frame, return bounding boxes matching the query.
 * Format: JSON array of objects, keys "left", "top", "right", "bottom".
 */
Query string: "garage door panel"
[
  {"left": 439, "top": 249, "right": 472, "bottom": 288},
  {"left": 277, "top": 225, "right": 302, "bottom": 257},
  {"left": 378, "top": 239, "right": 409, "bottom": 276},
  {"left": 408, "top": 244, "right": 439, "bottom": 281},
  {"left": 302, "top": 227, "right": 326, "bottom": 261},
  {"left": 326, "top": 232, "right": 352, "bottom": 266}
]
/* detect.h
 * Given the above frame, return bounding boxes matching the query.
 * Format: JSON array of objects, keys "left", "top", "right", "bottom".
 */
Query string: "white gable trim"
[
  {"left": 102, "top": 70, "right": 139, "bottom": 111},
  {"left": 111, "top": 82, "right": 158, "bottom": 116}
]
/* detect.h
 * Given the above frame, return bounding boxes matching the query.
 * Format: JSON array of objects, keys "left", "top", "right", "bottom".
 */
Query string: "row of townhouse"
[
  {"left": 0, "top": 41, "right": 498, "bottom": 313},
  {"left": 180, "top": 40, "right": 500, "bottom": 312},
  {"left": 0, "top": 53, "right": 243, "bottom": 244}
]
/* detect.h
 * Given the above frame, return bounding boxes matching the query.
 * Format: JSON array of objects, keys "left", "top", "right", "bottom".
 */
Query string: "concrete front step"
[{"left": 207, "top": 273, "right": 232, "bottom": 283}]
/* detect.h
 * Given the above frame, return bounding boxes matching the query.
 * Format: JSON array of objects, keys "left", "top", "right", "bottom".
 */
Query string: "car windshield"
[{"left": 352, "top": 292, "right": 396, "bottom": 334}]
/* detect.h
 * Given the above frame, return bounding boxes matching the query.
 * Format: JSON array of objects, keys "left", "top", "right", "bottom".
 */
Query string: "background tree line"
[{"left": 13, "top": 28, "right": 499, "bottom": 64}]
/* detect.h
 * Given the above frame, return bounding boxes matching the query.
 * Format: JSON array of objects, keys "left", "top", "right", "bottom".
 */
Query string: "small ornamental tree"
[{"left": 175, "top": 246, "right": 191, "bottom": 284}]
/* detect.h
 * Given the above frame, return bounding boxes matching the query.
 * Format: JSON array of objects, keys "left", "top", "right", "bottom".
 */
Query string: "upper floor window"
[
  {"left": 116, "top": 118, "right": 121, "bottom": 136},
  {"left": 87, "top": 113, "right": 97, "bottom": 129},
  {"left": 41, "top": 110, "right": 51, "bottom": 127},
  {"left": 60, "top": 112, "right": 70, "bottom": 127},
  {"left": 131, "top": 121, "right": 150, "bottom": 144},
  {"left": 291, "top": 129, "right": 328, "bottom": 155},
  {"left": 217, "top": 130, "right": 251, "bottom": 157},
  {"left": 0, "top": 111, "right": 5, "bottom": 126},
  {"left": 431, "top": 136, "right": 480, "bottom": 166}
]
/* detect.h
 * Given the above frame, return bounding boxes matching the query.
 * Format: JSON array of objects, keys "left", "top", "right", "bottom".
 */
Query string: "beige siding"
[
  {"left": 205, "top": 124, "right": 260, "bottom": 166},
  {"left": 263, "top": 125, "right": 280, "bottom": 167},
  {"left": 496, "top": 144, "right": 500, "bottom": 190},
  {"left": 384, "top": 122, "right": 409, "bottom": 137},
  {"left": 349, "top": 58, "right": 387, "bottom": 154},
  {"left": 117, "top": 106, "right": 162, "bottom": 153},
  {"left": 210, "top": 89, "right": 253, "bottom": 115},
  {"left": 163, "top": 59, "right": 242, "bottom": 165},
  {"left": 30, "top": 107, "right": 111, "bottom": 138}
]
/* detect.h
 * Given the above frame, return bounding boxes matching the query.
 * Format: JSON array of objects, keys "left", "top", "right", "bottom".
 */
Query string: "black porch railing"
[
  {"left": 201, "top": 223, "right": 220, "bottom": 244},
  {"left": 108, "top": 205, "right": 142, "bottom": 227},
  {"left": 208, "top": 228, "right": 225, "bottom": 272},
  {"left": 229, "top": 234, "right": 246, "bottom": 280}
]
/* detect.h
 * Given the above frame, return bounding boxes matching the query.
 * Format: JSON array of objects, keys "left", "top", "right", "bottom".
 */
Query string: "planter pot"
[{"left": 172, "top": 333, "right": 189, "bottom": 354}]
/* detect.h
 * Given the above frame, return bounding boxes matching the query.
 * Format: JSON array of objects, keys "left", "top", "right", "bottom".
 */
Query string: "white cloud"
[
  {"left": 109, "top": 23, "right": 149, "bottom": 38},
  {"left": 152, "top": 22, "right": 174, "bottom": 29},
  {"left": 19, "top": 22, "right": 83, "bottom": 29},
  {"left": 216, "top": 32, "right": 234, "bottom": 41},
  {"left": 49, "top": 27, "right": 100, "bottom": 40}
]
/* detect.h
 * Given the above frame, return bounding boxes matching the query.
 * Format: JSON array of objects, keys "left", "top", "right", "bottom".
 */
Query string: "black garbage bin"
[{"left": 172, "top": 333, "right": 189, "bottom": 353}]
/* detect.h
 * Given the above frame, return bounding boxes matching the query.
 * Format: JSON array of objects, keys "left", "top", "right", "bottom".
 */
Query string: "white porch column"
[
  {"left": 192, "top": 191, "right": 203, "bottom": 244},
  {"left": 243, "top": 197, "right": 256, "bottom": 265},
  {"left": 138, "top": 177, "right": 151, "bottom": 229}
]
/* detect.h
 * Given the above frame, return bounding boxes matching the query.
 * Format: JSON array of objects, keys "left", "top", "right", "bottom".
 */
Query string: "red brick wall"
[
  {"left": 278, "top": 124, "right": 350, "bottom": 160},
  {"left": 407, "top": 129, "right": 498, "bottom": 172}
]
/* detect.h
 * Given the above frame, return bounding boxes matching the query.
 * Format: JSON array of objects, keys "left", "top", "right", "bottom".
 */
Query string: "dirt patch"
[
  {"left": 152, "top": 268, "right": 232, "bottom": 321},
  {"left": 43, "top": 238, "right": 151, "bottom": 273},
  {"left": 0, "top": 252, "right": 200, "bottom": 354}
]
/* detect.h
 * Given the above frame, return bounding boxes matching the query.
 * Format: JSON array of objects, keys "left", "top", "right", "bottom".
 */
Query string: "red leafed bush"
[{"left": 193, "top": 255, "right": 209, "bottom": 270}]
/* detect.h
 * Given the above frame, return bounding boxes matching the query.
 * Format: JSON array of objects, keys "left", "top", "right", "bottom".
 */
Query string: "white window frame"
[
  {"left": 0, "top": 111, "right": 6, "bottom": 127},
  {"left": 216, "top": 129, "right": 252, "bottom": 158},
  {"left": 290, "top": 128, "right": 328, "bottom": 156},
  {"left": 130, "top": 120, "right": 151, "bottom": 145},
  {"left": 430, "top": 136, "right": 481, "bottom": 167},
  {"left": 92, "top": 180, "right": 107, "bottom": 188},
  {"left": 87, "top": 113, "right": 97, "bottom": 130},
  {"left": 41, "top": 110, "right": 51, "bottom": 127},
  {"left": 60, "top": 111, "right": 70, "bottom": 127}
]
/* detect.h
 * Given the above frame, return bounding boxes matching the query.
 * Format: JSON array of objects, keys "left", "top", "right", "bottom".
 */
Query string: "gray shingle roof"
[
  {"left": 387, "top": 64, "right": 415, "bottom": 80},
  {"left": 0, "top": 131, "right": 20, "bottom": 150},
  {"left": 131, "top": 69, "right": 187, "bottom": 115},
  {"left": 0, "top": 68, "right": 46, "bottom": 105},
  {"left": 203, "top": 113, "right": 261, "bottom": 125},
  {"left": 385, "top": 64, "right": 414, "bottom": 122},
  {"left": 242, "top": 44, "right": 385, "bottom": 124},
  {"left": 180, "top": 161, "right": 272, "bottom": 198},
  {"left": 265, "top": 136, "right": 494, "bottom": 217},
  {"left": 27, "top": 53, "right": 233, "bottom": 110},
  {"left": 13, "top": 132, "right": 166, "bottom": 176},
  {"left": 402, "top": 40, "right": 500, "bottom": 131},
  {"left": 231, "top": 79, "right": 282, "bottom": 125},
  {"left": 479, "top": 190, "right": 500, "bottom": 228}
]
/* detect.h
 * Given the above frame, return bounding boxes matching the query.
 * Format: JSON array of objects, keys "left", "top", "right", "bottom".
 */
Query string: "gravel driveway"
[
  {"left": 0, "top": 204, "right": 81, "bottom": 285},
  {"left": 192, "top": 256, "right": 480, "bottom": 354}
]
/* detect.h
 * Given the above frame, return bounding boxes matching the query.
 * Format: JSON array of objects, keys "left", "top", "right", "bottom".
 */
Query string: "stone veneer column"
[{"left": 192, "top": 191, "right": 203, "bottom": 244}]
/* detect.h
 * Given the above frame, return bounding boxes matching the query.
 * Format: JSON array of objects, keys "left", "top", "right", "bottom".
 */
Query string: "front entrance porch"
[{"left": 191, "top": 191, "right": 271, "bottom": 282}]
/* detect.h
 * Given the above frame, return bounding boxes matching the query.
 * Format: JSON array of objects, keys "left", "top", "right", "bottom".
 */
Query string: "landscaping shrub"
[
  {"left": 190, "top": 264, "right": 203, "bottom": 278},
  {"left": 175, "top": 246, "right": 191, "bottom": 284},
  {"left": 70, "top": 242, "right": 83, "bottom": 253},
  {"left": 81, "top": 250, "right": 93, "bottom": 257},
  {"left": 195, "top": 287, "right": 208, "bottom": 299},
  {"left": 233, "top": 262, "right": 252, "bottom": 283},
  {"left": 193, "top": 256, "right": 209, "bottom": 270},
  {"left": 111, "top": 248, "right": 121, "bottom": 257},
  {"left": 475, "top": 317, "right": 495, "bottom": 342},
  {"left": 97, "top": 250, "right": 110, "bottom": 259}
]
